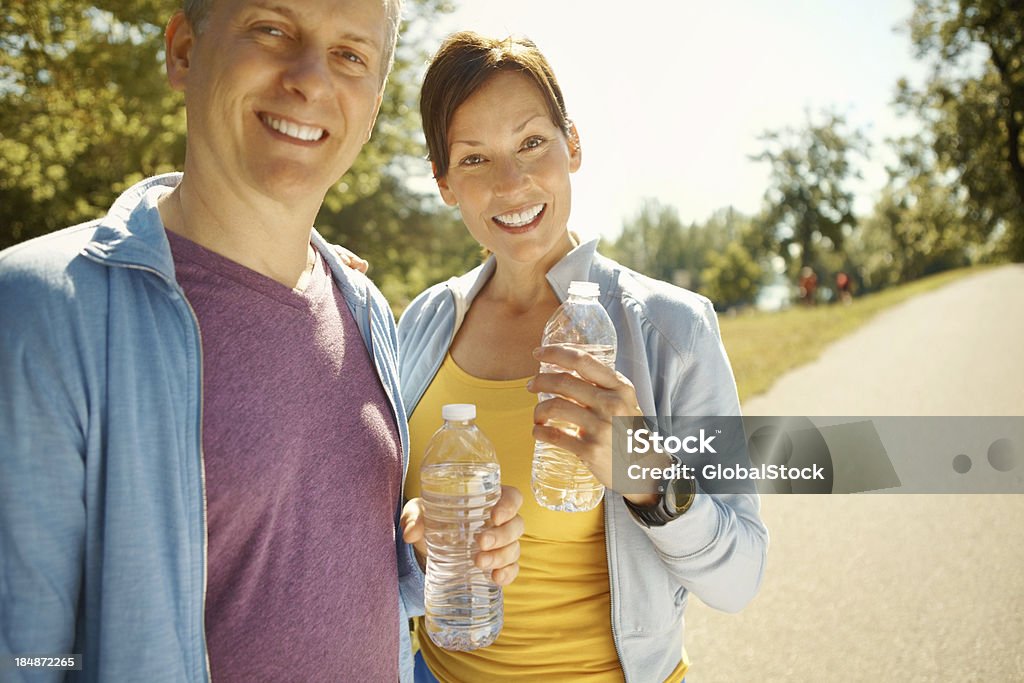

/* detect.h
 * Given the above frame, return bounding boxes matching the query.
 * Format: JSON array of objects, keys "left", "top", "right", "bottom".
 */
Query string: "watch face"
[{"left": 666, "top": 476, "right": 695, "bottom": 516}]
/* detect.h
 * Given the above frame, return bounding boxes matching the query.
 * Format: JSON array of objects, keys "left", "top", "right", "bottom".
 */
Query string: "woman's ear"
[
  {"left": 165, "top": 12, "right": 195, "bottom": 92},
  {"left": 435, "top": 171, "right": 458, "bottom": 207},
  {"left": 568, "top": 122, "right": 582, "bottom": 172}
]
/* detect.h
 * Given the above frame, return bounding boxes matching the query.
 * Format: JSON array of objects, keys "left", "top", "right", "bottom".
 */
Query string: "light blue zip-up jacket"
[
  {"left": 0, "top": 174, "right": 425, "bottom": 682},
  {"left": 397, "top": 240, "right": 768, "bottom": 683}
]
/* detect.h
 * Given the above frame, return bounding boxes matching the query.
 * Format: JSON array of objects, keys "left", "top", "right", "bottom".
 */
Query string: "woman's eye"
[
  {"left": 258, "top": 26, "right": 286, "bottom": 37},
  {"left": 521, "top": 136, "right": 545, "bottom": 151},
  {"left": 459, "top": 155, "right": 485, "bottom": 167}
]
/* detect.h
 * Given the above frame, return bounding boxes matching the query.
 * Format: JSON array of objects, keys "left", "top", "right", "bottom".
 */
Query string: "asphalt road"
[{"left": 683, "top": 265, "right": 1024, "bottom": 682}]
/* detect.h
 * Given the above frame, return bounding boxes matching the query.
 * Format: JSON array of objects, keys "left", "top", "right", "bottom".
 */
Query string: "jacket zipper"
[
  {"left": 98, "top": 260, "right": 212, "bottom": 682},
  {"left": 181, "top": 295, "right": 212, "bottom": 683}
]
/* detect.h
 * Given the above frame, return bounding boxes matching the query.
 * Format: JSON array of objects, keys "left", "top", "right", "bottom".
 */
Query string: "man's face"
[{"left": 168, "top": 0, "right": 388, "bottom": 206}]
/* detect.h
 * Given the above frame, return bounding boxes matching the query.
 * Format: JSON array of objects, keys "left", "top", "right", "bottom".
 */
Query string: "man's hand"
[
  {"left": 401, "top": 485, "right": 524, "bottom": 585},
  {"left": 331, "top": 244, "right": 369, "bottom": 273}
]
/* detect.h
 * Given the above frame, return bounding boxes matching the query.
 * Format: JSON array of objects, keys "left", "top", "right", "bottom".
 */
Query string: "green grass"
[{"left": 718, "top": 267, "right": 992, "bottom": 403}]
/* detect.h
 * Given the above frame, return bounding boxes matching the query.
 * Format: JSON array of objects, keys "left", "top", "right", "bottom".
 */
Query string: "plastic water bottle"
[
  {"left": 532, "top": 280, "right": 617, "bottom": 512},
  {"left": 421, "top": 404, "right": 503, "bottom": 651}
]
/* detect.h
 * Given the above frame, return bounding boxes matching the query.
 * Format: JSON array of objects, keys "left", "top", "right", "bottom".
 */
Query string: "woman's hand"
[
  {"left": 528, "top": 345, "right": 661, "bottom": 507},
  {"left": 331, "top": 244, "right": 369, "bottom": 273},
  {"left": 401, "top": 485, "right": 524, "bottom": 585}
]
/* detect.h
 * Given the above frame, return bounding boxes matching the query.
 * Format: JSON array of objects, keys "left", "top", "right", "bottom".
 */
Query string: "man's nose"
[{"left": 281, "top": 46, "right": 332, "bottom": 102}]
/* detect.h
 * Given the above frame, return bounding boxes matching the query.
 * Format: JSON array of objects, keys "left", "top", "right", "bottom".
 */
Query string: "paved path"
[{"left": 683, "top": 265, "right": 1024, "bottom": 682}]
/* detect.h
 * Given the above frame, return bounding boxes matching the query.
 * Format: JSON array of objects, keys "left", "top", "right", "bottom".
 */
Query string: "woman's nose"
[{"left": 493, "top": 158, "right": 530, "bottom": 197}]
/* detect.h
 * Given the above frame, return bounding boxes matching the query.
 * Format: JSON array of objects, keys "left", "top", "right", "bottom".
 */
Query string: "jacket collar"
[
  {"left": 82, "top": 173, "right": 182, "bottom": 280},
  {"left": 80, "top": 173, "right": 367, "bottom": 306},
  {"left": 445, "top": 237, "right": 602, "bottom": 331}
]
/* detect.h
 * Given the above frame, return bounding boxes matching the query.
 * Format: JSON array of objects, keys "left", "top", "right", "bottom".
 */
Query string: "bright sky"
[{"left": 424, "top": 0, "right": 930, "bottom": 242}]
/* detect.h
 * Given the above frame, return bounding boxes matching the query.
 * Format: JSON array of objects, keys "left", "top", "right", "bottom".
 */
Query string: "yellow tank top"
[{"left": 406, "top": 354, "right": 687, "bottom": 682}]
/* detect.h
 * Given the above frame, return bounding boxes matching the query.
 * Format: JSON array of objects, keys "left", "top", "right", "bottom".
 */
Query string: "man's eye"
[
  {"left": 521, "top": 136, "right": 545, "bottom": 151},
  {"left": 336, "top": 50, "right": 366, "bottom": 65},
  {"left": 258, "top": 26, "right": 286, "bottom": 37}
]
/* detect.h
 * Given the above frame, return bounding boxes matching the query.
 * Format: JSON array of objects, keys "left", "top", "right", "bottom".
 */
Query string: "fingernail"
[
  {"left": 526, "top": 379, "right": 534, "bottom": 391},
  {"left": 532, "top": 347, "right": 542, "bottom": 358},
  {"left": 480, "top": 534, "right": 494, "bottom": 550},
  {"left": 479, "top": 554, "right": 493, "bottom": 568}
]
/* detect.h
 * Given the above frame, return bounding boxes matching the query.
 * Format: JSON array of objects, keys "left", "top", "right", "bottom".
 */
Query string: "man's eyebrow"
[{"left": 248, "top": 1, "right": 382, "bottom": 50}]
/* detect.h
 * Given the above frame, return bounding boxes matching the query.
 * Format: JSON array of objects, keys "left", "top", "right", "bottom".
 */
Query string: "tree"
[
  {"left": 606, "top": 198, "right": 689, "bottom": 285},
  {"left": 699, "top": 241, "right": 763, "bottom": 311},
  {"left": 751, "top": 111, "right": 869, "bottom": 274},
  {"left": 849, "top": 134, "right": 975, "bottom": 289},
  {"left": 900, "top": 0, "right": 1024, "bottom": 260},
  {"left": 0, "top": 1, "right": 186, "bottom": 248}
]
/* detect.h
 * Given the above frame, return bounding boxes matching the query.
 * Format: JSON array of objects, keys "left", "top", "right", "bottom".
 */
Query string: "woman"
[{"left": 398, "top": 32, "right": 768, "bottom": 682}]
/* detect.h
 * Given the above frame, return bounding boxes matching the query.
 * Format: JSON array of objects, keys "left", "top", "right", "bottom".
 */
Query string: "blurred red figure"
[
  {"left": 799, "top": 267, "right": 818, "bottom": 305},
  {"left": 836, "top": 271, "right": 853, "bottom": 305}
]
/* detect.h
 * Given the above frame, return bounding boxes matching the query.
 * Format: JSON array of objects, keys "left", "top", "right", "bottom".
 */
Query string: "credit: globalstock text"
[{"left": 625, "top": 428, "right": 826, "bottom": 482}]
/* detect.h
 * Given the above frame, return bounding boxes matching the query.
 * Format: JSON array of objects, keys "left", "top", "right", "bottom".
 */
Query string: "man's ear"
[
  {"left": 435, "top": 173, "right": 458, "bottom": 207},
  {"left": 568, "top": 122, "right": 582, "bottom": 173},
  {"left": 165, "top": 12, "right": 195, "bottom": 92}
]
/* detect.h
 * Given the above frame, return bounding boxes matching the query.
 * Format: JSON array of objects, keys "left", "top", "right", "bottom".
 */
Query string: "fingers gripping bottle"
[
  {"left": 421, "top": 404, "right": 503, "bottom": 651},
  {"left": 532, "top": 280, "right": 617, "bottom": 512}
]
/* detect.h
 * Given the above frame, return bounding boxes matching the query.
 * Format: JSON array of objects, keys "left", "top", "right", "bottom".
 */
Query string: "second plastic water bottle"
[
  {"left": 421, "top": 404, "right": 503, "bottom": 651},
  {"left": 532, "top": 280, "right": 618, "bottom": 512}
]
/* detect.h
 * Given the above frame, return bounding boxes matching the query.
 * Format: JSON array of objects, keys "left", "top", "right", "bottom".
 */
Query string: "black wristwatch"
[{"left": 623, "top": 469, "right": 696, "bottom": 528}]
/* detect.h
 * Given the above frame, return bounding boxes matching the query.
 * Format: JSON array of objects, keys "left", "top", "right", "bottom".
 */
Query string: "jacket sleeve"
[
  {"left": 633, "top": 298, "right": 769, "bottom": 613},
  {"left": 0, "top": 255, "right": 87, "bottom": 679}
]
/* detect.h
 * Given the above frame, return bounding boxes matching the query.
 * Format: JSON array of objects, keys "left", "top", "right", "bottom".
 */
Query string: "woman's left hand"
[{"left": 528, "top": 345, "right": 660, "bottom": 507}]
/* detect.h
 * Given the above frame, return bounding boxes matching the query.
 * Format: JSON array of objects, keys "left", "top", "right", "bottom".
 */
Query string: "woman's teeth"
[{"left": 494, "top": 204, "right": 544, "bottom": 227}]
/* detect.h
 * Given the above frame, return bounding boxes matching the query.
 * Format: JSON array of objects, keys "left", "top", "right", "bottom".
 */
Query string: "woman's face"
[{"left": 437, "top": 70, "right": 581, "bottom": 268}]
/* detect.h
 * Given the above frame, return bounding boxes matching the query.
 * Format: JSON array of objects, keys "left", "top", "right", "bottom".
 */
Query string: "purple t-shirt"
[{"left": 168, "top": 231, "right": 401, "bottom": 682}]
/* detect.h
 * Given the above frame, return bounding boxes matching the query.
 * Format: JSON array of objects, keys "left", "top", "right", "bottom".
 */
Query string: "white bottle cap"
[
  {"left": 568, "top": 280, "right": 600, "bottom": 298},
  {"left": 441, "top": 403, "right": 476, "bottom": 421}
]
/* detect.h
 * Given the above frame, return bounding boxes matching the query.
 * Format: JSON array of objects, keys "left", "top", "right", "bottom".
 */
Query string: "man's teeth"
[
  {"left": 262, "top": 115, "right": 325, "bottom": 142},
  {"left": 494, "top": 204, "right": 544, "bottom": 227}
]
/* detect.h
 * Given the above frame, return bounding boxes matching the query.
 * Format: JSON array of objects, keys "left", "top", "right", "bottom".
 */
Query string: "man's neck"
[{"left": 158, "top": 174, "right": 321, "bottom": 288}]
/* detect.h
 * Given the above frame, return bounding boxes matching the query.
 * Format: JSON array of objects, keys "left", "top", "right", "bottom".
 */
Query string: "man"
[{"left": 0, "top": 1, "right": 523, "bottom": 681}]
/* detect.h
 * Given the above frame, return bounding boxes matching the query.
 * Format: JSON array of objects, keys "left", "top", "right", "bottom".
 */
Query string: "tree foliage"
[
  {"left": 751, "top": 111, "right": 869, "bottom": 272},
  {"left": 900, "top": 0, "right": 1024, "bottom": 261},
  {"left": 848, "top": 134, "right": 975, "bottom": 290},
  {"left": 699, "top": 241, "right": 763, "bottom": 311},
  {"left": 1, "top": 0, "right": 185, "bottom": 247},
  {"left": 605, "top": 199, "right": 689, "bottom": 285},
  {"left": 608, "top": 199, "right": 766, "bottom": 310}
]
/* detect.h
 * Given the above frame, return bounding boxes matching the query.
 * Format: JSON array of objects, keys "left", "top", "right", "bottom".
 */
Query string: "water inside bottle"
[
  {"left": 533, "top": 343, "right": 614, "bottom": 512},
  {"left": 421, "top": 462, "right": 503, "bottom": 650}
]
